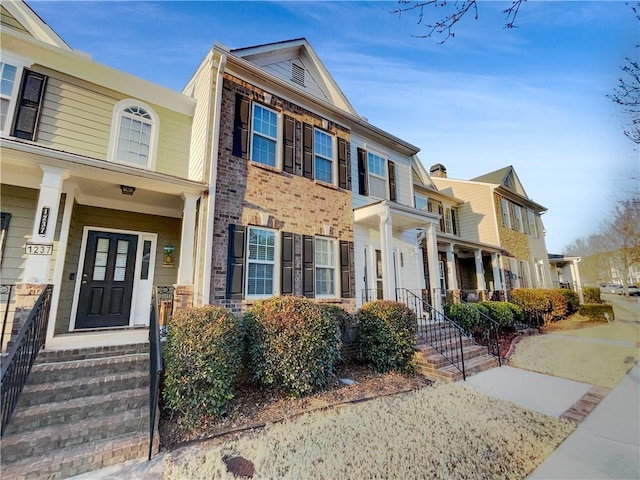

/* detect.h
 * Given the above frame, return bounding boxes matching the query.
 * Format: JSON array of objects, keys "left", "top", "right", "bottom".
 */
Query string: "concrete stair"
[
  {"left": 414, "top": 324, "right": 500, "bottom": 382},
  {"left": 0, "top": 343, "right": 153, "bottom": 480}
]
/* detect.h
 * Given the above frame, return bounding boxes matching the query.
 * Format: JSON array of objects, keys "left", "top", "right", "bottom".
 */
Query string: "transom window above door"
[{"left": 108, "top": 99, "right": 159, "bottom": 169}]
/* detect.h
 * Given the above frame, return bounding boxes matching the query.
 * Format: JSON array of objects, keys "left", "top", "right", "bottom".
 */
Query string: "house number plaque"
[
  {"left": 38, "top": 206, "right": 50, "bottom": 236},
  {"left": 25, "top": 243, "right": 53, "bottom": 255}
]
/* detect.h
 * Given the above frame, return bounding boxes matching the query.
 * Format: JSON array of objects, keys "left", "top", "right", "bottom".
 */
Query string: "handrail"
[
  {"left": 396, "top": 288, "right": 466, "bottom": 380},
  {"left": 148, "top": 289, "right": 164, "bottom": 460},
  {"left": 459, "top": 299, "right": 502, "bottom": 366},
  {"left": 1, "top": 284, "right": 15, "bottom": 352},
  {"left": 0, "top": 284, "right": 52, "bottom": 436}
]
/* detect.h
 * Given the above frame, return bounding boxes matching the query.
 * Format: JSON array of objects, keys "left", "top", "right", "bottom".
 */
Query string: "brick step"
[
  {"left": 422, "top": 354, "right": 500, "bottom": 383},
  {"left": 0, "top": 431, "right": 149, "bottom": 480},
  {"left": 28, "top": 353, "right": 148, "bottom": 384},
  {"left": 5, "top": 387, "right": 148, "bottom": 435},
  {"left": 1, "top": 408, "right": 149, "bottom": 464},
  {"left": 36, "top": 343, "right": 149, "bottom": 364},
  {"left": 18, "top": 369, "right": 149, "bottom": 407},
  {"left": 417, "top": 344, "right": 489, "bottom": 368}
]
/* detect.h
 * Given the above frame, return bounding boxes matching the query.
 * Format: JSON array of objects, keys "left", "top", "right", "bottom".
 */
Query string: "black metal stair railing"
[
  {"left": 148, "top": 288, "right": 165, "bottom": 460},
  {"left": 0, "top": 284, "right": 53, "bottom": 436},
  {"left": 459, "top": 299, "right": 502, "bottom": 366},
  {"left": 1, "top": 284, "right": 15, "bottom": 352},
  {"left": 396, "top": 288, "right": 466, "bottom": 380}
]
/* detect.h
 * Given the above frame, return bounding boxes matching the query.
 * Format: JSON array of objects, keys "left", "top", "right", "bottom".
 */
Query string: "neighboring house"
[
  {"left": 432, "top": 164, "right": 553, "bottom": 297},
  {"left": 548, "top": 254, "right": 584, "bottom": 302},
  {"left": 0, "top": 1, "right": 207, "bottom": 350},
  {"left": 185, "top": 39, "right": 356, "bottom": 314}
]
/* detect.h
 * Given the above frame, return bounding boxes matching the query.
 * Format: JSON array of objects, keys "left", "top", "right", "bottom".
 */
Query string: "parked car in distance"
[
  {"left": 623, "top": 285, "right": 640, "bottom": 296},
  {"left": 599, "top": 283, "right": 619, "bottom": 294}
]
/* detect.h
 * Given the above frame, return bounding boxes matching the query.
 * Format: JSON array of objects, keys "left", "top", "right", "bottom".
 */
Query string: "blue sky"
[{"left": 29, "top": 0, "right": 639, "bottom": 253}]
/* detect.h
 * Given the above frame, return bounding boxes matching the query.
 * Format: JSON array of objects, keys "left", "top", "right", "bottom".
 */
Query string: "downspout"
[{"left": 201, "top": 52, "right": 227, "bottom": 304}]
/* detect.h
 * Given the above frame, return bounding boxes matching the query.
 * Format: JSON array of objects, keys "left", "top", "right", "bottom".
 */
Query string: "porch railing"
[
  {"left": 396, "top": 288, "right": 466, "bottom": 380},
  {"left": 148, "top": 288, "right": 165, "bottom": 460},
  {"left": 0, "top": 284, "right": 53, "bottom": 436},
  {"left": 361, "top": 288, "right": 383, "bottom": 304},
  {"left": 1, "top": 284, "right": 15, "bottom": 352}
]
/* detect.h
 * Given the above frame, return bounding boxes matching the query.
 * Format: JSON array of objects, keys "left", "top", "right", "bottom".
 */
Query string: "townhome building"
[
  {"left": 431, "top": 164, "right": 553, "bottom": 296},
  {"left": 1, "top": 1, "right": 206, "bottom": 350}
]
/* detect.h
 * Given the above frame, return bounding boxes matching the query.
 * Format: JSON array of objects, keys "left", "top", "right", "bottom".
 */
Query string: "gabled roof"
[
  {"left": 2, "top": 1, "right": 71, "bottom": 50},
  {"left": 230, "top": 38, "right": 357, "bottom": 116},
  {"left": 471, "top": 165, "right": 528, "bottom": 198}
]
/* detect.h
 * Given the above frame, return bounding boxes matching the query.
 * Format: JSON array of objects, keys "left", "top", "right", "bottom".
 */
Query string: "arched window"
[{"left": 108, "top": 100, "right": 159, "bottom": 169}]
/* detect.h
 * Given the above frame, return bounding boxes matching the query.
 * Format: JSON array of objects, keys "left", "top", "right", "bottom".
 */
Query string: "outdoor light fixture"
[{"left": 120, "top": 185, "right": 136, "bottom": 195}]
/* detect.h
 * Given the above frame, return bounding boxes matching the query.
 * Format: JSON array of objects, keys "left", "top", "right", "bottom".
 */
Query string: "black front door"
[{"left": 75, "top": 230, "right": 138, "bottom": 329}]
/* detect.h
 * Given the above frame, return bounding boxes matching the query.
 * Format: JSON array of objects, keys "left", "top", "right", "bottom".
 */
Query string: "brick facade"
[{"left": 210, "top": 74, "right": 355, "bottom": 314}]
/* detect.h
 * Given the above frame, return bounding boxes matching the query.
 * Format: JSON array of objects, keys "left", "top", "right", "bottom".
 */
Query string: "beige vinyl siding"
[
  {"left": 262, "top": 59, "right": 329, "bottom": 103},
  {"left": 33, "top": 65, "right": 192, "bottom": 178},
  {"left": 0, "top": 6, "right": 30, "bottom": 36},
  {"left": 433, "top": 179, "right": 497, "bottom": 245},
  {"left": 56, "top": 204, "right": 181, "bottom": 332},
  {"left": 185, "top": 60, "right": 215, "bottom": 182},
  {"left": 0, "top": 185, "right": 38, "bottom": 284}
]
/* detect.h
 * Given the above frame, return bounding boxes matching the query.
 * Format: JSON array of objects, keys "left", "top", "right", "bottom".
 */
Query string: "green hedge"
[
  {"left": 478, "top": 301, "right": 521, "bottom": 327},
  {"left": 578, "top": 304, "right": 615, "bottom": 322},
  {"left": 558, "top": 289, "right": 580, "bottom": 314},
  {"left": 245, "top": 296, "right": 342, "bottom": 397},
  {"left": 508, "top": 288, "right": 571, "bottom": 330},
  {"left": 357, "top": 300, "right": 417, "bottom": 373},
  {"left": 442, "top": 303, "right": 482, "bottom": 334},
  {"left": 583, "top": 287, "right": 602, "bottom": 304},
  {"left": 163, "top": 305, "right": 244, "bottom": 425}
]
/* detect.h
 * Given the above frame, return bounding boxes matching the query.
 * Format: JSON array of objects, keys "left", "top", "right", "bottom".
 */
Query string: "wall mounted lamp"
[{"left": 120, "top": 185, "right": 136, "bottom": 195}]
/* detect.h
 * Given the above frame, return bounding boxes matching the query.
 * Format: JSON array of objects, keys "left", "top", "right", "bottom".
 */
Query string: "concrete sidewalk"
[{"left": 527, "top": 361, "right": 640, "bottom": 480}]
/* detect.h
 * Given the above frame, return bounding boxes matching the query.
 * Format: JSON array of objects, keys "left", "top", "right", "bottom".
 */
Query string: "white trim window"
[
  {"left": 414, "top": 194, "right": 428, "bottom": 211},
  {"left": 251, "top": 103, "right": 278, "bottom": 167},
  {"left": 514, "top": 205, "right": 524, "bottom": 232},
  {"left": 444, "top": 208, "right": 454, "bottom": 235},
  {"left": 314, "top": 128, "right": 334, "bottom": 184},
  {"left": 0, "top": 62, "right": 20, "bottom": 134},
  {"left": 315, "top": 236, "right": 336, "bottom": 297},
  {"left": 109, "top": 100, "right": 159, "bottom": 169},
  {"left": 246, "top": 227, "right": 276, "bottom": 297},
  {"left": 519, "top": 261, "right": 531, "bottom": 288},
  {"left": 527, "top": 209, "right": 538, "bottom": 237},
  {"left": 500, "top": 198, "right": 511, "bottom": 228},
  {"left": 367, "top": 151, "right": 387, "bottom": 199}
]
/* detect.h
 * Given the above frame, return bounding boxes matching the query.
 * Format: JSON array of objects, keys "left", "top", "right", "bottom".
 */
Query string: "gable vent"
[{"left": 291, "top": 62, "right": 305, "bottom": 87}]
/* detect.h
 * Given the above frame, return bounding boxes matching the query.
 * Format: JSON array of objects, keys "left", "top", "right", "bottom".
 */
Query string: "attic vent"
[{"left": 291, "top": 63, "right": 305, "bottom": 87}]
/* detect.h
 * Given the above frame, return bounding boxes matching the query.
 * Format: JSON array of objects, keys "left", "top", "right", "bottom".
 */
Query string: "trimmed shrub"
[
  {"left": 578, "top": 304, "right": 615, "bottom": 322},
  {"left": 163, "top": 305, "right": 243, "bottom": 425},
  {"left": 442, "top": 302, "right": 482, "bottom": 334},
  {"left": 322, "top": 305, "right": 358, "bottom": 363},
  {"left": 509, "top": 289, "right": 572, "bottom": 331},
  {"left": 583, "top": 287, "right": 602, "bottom": 304},
  {"left": 245, "top": 296, "right": 342, "bottom": 397},
  {"left": 357, "top": 300, "right": 417, "bottom": 373},
  {"left": 558, "top": 289, "right": 580, "bottom": 314},
  {"left": 478, "top": 301, "right": 517, "bottom": 327}
]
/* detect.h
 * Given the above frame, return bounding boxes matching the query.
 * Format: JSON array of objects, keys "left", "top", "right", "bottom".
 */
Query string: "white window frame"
[
  {"left": 527, "top": 209, "right": 538, "bottom": 237},
  {"left": 315, "top": 236, "right": 337, "bottom": 298},
  {"left": 509, "top": 258, "right": 520, "bottom": 288},
  {"left": 250, "top": 103, "right": 280, "bottom": 168},
  {"left": 245, "top": 226, "right": 278, "bottom": 299},
  {"left": 108, "top": 99, "right": 159, "bottom": 170},
  {"left": 519, "top": 261, "right": 531, "bottom": 288},
  {"left": 444, "top": 208, "right": 454, "bottom": 235},
  {"left": 367, "top": 151, "right": 388, "bottom": 200},
  {"left": 0, "top": 53, "right": 30, "bottom": 137},
  {"left": 500, "top": 198, "right": 511, "bottom": 228},
  {"left": 514, "top": 205, "right": 524, "bottom": 232},
  {"left": 314, "top": 127, "right": 336, "bottom": 185},
  {"left": 414, "top": 194, "right": 428, "bottom": 211}
]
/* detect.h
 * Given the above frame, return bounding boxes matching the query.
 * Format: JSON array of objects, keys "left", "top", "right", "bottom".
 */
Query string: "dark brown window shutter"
[
  {"left": 452, "top": 208, "right": 458, "bottom": 236},
  {"left": 281, "top": 231, "right": 294, "bottom": 295},
  {"left": 388, "top": 160, "right": 397, "bottom": 201},
  {"left": 232, "top": 94, "right": 250, "bottom": 158},
  {"left": 340, "top": 240, "right": 354, "bottom": 298},
  {"left": 357, "top": 147, "right": 368, "bottom": 195},
  {"left": 12, "top": 70, "right": 48, "bottom": 141},
  {"left": 283, "top": 115, "right": 295, "bottom": 174},
  {"left": 302, "top": 235, "right": 315, "bottom": 298},
  {"left": 226, "top": 224, "right": 246, "bottom": 298},
  {"left": 438, "top": 204, "right": 445, "bottom": 232},
  {"left": 337, "top": 138, "right": 348, "bottom": 189},
  {"left": 302, "top": 123, "right": 314, "bottom": 179}
]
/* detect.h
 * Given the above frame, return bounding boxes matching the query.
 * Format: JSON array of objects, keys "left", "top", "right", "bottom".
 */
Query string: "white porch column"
[
  {"left": 425, "top": 222, "right": 441, "bottom": 313},
  {"left": 415, "top": 243, "right": 426, "bottom": 290},
  {"left": 491, "top": 252, "right": 503, "bottom": 292},
  {"left": 177, "top": 193, "right": 199, "bottom": 285},
  {"left": 23, "top": 165, "right": 69, "bottom": 283},
  {"left": 379, "top": 212, "right": 394, "bottom": 299},
  {"left": 571, "top": 259, "right": 584, "bottom": 304},
  {"left": 474, "top": 249, "right": 486, "bottom": 291},
  {"left": 445, "top": 243, "right": 458, "bottom": 291}
]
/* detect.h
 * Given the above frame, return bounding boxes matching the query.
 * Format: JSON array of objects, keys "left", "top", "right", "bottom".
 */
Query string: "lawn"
[{"left": 164, "top": 382, "right": 575, "bottom": 480}]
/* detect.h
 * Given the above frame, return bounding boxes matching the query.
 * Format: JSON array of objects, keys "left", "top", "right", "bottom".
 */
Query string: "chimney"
[{"left": 430, "top": 163, "right": 447, "bottom": 178}]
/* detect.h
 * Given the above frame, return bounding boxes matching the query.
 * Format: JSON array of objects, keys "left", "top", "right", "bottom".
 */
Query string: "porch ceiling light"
[{"left": 120, "top": 185, "right": 136, "bottom": 195}]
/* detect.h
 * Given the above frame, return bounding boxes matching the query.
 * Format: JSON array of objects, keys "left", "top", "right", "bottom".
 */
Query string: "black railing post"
[
  {"left": 1, "top": 284, "right": 14, "bottom": 352},
  {"left": 148, "top": 288, "right": 164, "bottom": 461}
]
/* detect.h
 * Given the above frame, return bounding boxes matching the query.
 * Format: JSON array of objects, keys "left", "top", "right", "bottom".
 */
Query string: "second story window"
[
  {"left": 357, "top": 147, "right": 397, "bottom": 201},
  {"left": 0, "top": 62, "right": 18, "bottom": 133},
  {"left": 314, "top": 129, "right": 334, "bottom": 184},
  {"left": 514, "top": 205, "right": 524, "bottom": 232},
  {"left": 367, "top": 152, "right": 387, "bottom": 199},
  {"left": 500, "top": 198, "right": 511, "bottom": 228},
  {"left": 527, "top": 209, "right": 538, "bottom": 238},
  {"left": 414, "top": 194, "right": 428, "bottom": 211},
  {"left": 251, "top": 104, "right": 278, "bottom": 167},
  {"left": 109, "top": 100, "right": 158, "bottom": 169}
]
